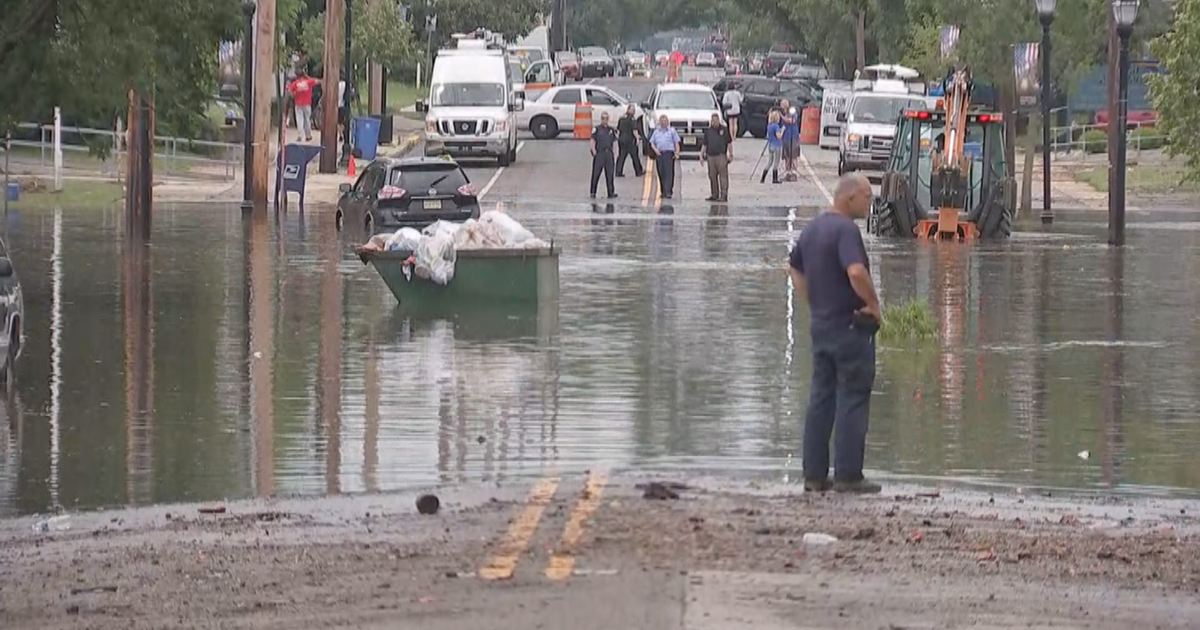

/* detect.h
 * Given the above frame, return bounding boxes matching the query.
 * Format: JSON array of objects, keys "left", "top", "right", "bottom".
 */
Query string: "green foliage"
[
  {"left": 1130, "top": 126, "right": 1167, "bottom": 151},
  {"left": 298, "top": 0, "right": 418, "bottom": 75},
  {"left": 1149, "top": 0, "right": 1200, "bottom": 182},
  {"left": 407, "top": 0, "right": 542, "bottom": 52},
  {"left": 879, "top": 299, "right": 938, "bottom": 343},
  {"left": 1082, "top": 129, "right": 1109, "bottom": 153},
  {"left": 0, "top": 0, "right": 240, "bottom": 136}
]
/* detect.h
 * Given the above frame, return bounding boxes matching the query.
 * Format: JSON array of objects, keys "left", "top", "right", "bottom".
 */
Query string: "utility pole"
[
  {"left": 367, "top": 0, "right": 383, "bottom": 115},
  {"left": 241, "top": 1, "right": 257, "bottom": 212},
  {"left": 319, "top": 0, "right": 344, "bottom": 173},
  {"left": 252, "top": 0, "right": 277, "bottom": 207},
  {"left": 340, "top": 0, "right": 354, "bottom": 167}
]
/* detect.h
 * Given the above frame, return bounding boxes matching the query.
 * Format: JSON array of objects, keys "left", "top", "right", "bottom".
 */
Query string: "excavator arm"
[{"left": 927, "top": 65, "right": 975, "bottom": 236}]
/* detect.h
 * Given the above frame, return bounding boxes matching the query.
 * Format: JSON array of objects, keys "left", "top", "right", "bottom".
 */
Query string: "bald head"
[{"left": 833, "top": 173, "right": 872, "bottom": 219}]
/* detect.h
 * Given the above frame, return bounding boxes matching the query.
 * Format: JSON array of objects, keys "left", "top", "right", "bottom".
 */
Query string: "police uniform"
[{"left": 590, "top": 123, "right": 618, "bottom": 198}]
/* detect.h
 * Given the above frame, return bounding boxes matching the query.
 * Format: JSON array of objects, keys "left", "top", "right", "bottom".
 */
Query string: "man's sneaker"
[
  {"left": 833, "top": 479, "right": 882, "bottom": 494},
  {"left": 804, "top": 478, "right": 832, "bottom": 493}
]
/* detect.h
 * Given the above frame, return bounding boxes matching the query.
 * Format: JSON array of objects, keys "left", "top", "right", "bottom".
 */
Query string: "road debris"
[{"left": 416, "top": 495, "right": 441, "bottom": 515}]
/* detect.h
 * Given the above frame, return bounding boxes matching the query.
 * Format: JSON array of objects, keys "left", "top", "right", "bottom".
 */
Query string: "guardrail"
[
  {"left": 5, "top": 122, "right": 243, "bottom": 182},
  {"left": 1048, "top": 121, "right": 1169, "bottom": 163}
]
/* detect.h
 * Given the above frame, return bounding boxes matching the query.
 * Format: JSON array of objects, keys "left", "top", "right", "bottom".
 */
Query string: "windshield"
[
  {"left": 391, "top": 166, "right": 469, "bottom": 192},
  {"left": 850, "top": 97, "right": 926, "bottom": 123},
  {"left": 656, "top": 90, "right": 719, "bottom": 110},
  {"left": 557, "top": 52, "right": 577, "bottom": 63},
  {"left": 508, "top": 60, "right": 525, "bottom": 79},
  {"left": 430, "top": 82, "right": 507, "bottom": 107},
  {"left": 580, "top": 47, "right": 607, "bottom": 58},
  {"left": 509, "top": 48, "right": 544, "bottom": 63},
  {"left": 780, "top": 64, "right": 828, "bottom": 80}
]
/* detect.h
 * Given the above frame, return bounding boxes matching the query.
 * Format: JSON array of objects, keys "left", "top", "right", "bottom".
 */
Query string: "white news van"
[{"left": 417, "top": 37, "right": 523, "bottom": 166}]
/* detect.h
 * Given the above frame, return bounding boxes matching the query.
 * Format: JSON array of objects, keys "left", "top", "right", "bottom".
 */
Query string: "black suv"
[
  {"left": 335, "top": 157, "right": 481, "bottom": 235},
  {"left": 713, "top": 76, "right": 818, "bottom": 138}
]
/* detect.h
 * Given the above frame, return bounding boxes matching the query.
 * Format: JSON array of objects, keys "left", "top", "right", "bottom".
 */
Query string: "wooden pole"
[
  {"left": 319, "top": 0, "right": 344, "bottom": 173},
  {"left": 1106, "top": 7, "right": 1118, "bottom": 212},
  {"left": 125, "top": 89, "right": 153, "bottom": 234},
  {"left": 368, "top": 0, "right": 382, "bottom": 116},
  {"left": 252, "top": 0, "right": 277, "bottom": 206}
]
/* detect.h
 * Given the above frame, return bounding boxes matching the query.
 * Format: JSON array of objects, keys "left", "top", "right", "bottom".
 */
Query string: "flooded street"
[{"left": 2, "top": 202, "right": 1199, "bottom": 517}]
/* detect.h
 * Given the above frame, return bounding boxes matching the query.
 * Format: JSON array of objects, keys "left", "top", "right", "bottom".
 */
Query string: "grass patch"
[
  {"left": 5, "top": 177, "right": 123, "bottom": 209},
  {"left": 1073, "top": 163, "right": 1199, "bottom": 195},
  {"left": 878, "top": 299, "right": 938, "bottom": 343},
  {"left": 386, "top": 81, "right": 424, "bottom": 114}
]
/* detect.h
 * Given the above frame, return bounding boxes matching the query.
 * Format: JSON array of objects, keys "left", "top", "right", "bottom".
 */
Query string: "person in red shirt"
[
  {"left": 286, "top": 70, "right": 320, "bottom": 142},
  {"left": 668, "top": 50, "right": 685, "bottom": 82}
]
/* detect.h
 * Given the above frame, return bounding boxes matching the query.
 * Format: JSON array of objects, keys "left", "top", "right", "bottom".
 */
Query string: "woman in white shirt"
[{"left": 721, "top": 86, "right": 743, "bottom": 153}]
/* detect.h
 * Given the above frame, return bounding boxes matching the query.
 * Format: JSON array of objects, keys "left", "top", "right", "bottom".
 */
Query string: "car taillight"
[
  {"left": 379, "top": 185, "right": 406, "bottom": 199},
  {"left": 457, "top": 184, "right": 475, "bottom": 197}
]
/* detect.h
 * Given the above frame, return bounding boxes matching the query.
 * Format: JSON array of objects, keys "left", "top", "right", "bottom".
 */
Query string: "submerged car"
[
  {"left": 335, "top": 156, "right": 481, "bottom": 236},
  {"left": 0, "top": 238, "right": 23, "bottom": 386}
]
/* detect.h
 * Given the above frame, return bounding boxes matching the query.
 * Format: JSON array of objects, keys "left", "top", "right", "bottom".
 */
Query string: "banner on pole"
[
  {"left": 1014, "top": 42, "right": 1041, "bottom": 110},
  {"left": 939, "top": 25, "right": 960, "bottom": 60}
]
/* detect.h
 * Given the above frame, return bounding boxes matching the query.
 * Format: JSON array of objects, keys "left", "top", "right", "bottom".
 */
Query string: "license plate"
[
  {"left": 424, "top": 199, "right": 442, "bottom": 210},
  {"left": 683, "top": 137, "right": 698, "bottom": 145}
]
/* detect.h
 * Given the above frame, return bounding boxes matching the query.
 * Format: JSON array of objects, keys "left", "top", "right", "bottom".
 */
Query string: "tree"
[
  {"left": 0, "top": 0, "right": 240, "bottom": 137},
  {"left": 406, "top": 0, "right": 542, "bottom": 52},
  {"left": 298, "top": 0, "right": 418, "bottom": 75},
  {"left": 1149, "top": 0, "right": 1200, "bottom": 181}
]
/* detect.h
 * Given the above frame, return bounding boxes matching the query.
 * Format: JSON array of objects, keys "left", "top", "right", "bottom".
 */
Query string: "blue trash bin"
[
  {"left": 352, "top": 117, "right": 382, "bottom": 161},
  {"left": 5, "top": 183, "right": 18, "bottom": 202}
]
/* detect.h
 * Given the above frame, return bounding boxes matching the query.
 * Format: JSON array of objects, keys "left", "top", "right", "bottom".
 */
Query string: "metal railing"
[
  {"left": 1048, "top": 121, "right": 1169, "bottom": 163},
  {"left": 5, "top": 122, "right": 243, "bottom": 182}
]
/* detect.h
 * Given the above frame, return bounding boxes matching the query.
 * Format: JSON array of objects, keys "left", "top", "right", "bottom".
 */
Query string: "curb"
[{"left": 380, "top": 133, "right": 422, "bottom": 159}]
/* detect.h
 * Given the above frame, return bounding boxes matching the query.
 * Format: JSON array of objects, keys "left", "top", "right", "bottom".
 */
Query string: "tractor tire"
[
  {"left": 871, "top": 199, "right": 905, "bottom": 237},
  {"left": 978, "top": 203, "right": 1013, "bottom": 238}
]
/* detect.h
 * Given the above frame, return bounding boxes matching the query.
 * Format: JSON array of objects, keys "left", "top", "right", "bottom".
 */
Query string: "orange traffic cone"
[{"left": 347, "top": 155, "right": 356, "bottom": 178}]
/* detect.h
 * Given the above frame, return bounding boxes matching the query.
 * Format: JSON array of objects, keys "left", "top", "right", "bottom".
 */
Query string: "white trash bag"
[
  {"left": 478, "top": 209, "right": 535, "bottom": 247},
  {"left": 385, "top": 227, "right": 423, "bottom": 252},
  {"left": 412, "top": 233, "right": 457, "bottom": 285},
  {"left": 453, "top": 219, "right": 487, "bottom": 249},
  {"left": 422, "top": 220, "right": 461, "bottom": 239}
]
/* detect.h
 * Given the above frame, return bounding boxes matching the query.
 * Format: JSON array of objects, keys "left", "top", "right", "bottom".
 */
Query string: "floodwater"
[{"left": 2, "top": 202, "right": 1199, "bottom": 516}]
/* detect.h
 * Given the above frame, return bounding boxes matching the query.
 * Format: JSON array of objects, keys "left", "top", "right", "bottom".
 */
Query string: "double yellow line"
[
  {"left": 478, "top": 471, "right": 609, "bottom": 582},
  {"left": 640, "top": 163, "right": 662, "bottom": 208}
]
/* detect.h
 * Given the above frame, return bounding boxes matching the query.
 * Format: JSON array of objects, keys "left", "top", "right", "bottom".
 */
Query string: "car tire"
[
  {"left": 530, "top": 116, "right": 559, "bottom": 140},
  {"left": 508, "top": 143, "right": 518, "bottom": 163},
  {"left": 837, "top": 159, "right": 846, "bottom": 176},
  {"left": 498, "top": 147, "right": 511, "bottom": 167},
  {"left": 0, "top": 323, "right": 16, "bottom": 386},
  {"left": 364, "top": 213, "right": 375, "bottom": 238},
  {"left": 335, "top": 209, "right": 344, "bottom": 231}
]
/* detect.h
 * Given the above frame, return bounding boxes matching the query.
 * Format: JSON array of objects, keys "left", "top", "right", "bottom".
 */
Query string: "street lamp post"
[
  {"left": 1109, "top": 0, "right": 1138, "bottom": 246},
  {"left": 241, "top": 0, "right": 257, "bottom": 212},
  {"left": 1035, "top": 0, "right": 1056, "bottom": 225},
  {"left": 340, "top": 0, "right": 354, "bottom": 167}
]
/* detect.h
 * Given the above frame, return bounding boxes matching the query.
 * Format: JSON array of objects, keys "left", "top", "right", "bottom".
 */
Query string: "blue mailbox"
[{"left": 275, "top": 143, "right": 323, "bottom": 209}]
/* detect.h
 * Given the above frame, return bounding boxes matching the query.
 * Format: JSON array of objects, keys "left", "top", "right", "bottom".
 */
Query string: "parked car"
[
  {"left": 556, "top": 51, "right": 582, "bottom": 81},
  {"left": 640, "top": 83, "right": 723, "bottom": 157},
  {"left": 762, "top": 52, "right": 810, "bottom": 77},
  {"left": 520, "top": 84, "right": 640, "bottom": 139},
  {"left": 335, "top": 157, "right": 481, "bottom": 236},
  {"left": 0, "top": 239, "right": 23, "bottom": 386},
  {"left": 777, "top": 60, "right": 829, "bottom": 81},
  {"left": 579, "top": 47, "right": 615, "bottom": 78},
  {"left": 713, "top": 76, "right": 817, "bottom": 138},
  {"left": 654, "top": 50, "right": 670, "bottom": 66},
  {"left": 695, "top": 51, "right": 717, "bottom": 67},
  {"left": 625, "top": 51, "right": 651, "bottom": 78}
]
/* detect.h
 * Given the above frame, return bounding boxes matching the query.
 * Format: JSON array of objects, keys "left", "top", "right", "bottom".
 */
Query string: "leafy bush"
[
  {"left": 1130, "top": 127, "right": 1166, "bottom": 151},
  {"left": 879, "top": 299, "right": 938, "bottom": 343},
  {"left": 1082, "top": 129, "right": 1108, "bottom": 154}
]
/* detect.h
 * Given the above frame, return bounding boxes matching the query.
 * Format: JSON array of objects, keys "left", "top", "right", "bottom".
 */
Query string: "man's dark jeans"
[{"left": 803, "top": 324, "right": 876, "bottom": 482}]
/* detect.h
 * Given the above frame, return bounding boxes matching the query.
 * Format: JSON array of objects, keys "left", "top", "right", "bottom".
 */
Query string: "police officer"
[
  {"left": 615, "top": 104, "right": 644, "bottom": 178},
  {"left": 590, "top": 112, "right": 618, "bottom": 198}
]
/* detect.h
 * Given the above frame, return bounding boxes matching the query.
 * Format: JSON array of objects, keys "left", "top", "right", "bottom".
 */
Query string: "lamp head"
[
  {"left": 1034, "top": 0, "right": 1057, "bottom": 18},
  {"left": 1112, "top": 0, "right": 1139, "bottom": 30},
  {"left": 242, "top": 0, "right": 256, "bottom": 16}
]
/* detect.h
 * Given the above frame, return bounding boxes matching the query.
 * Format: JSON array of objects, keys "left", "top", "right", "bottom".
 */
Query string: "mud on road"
[{"left": 3, "top": 476, "right": 1200, "bottom": 629}]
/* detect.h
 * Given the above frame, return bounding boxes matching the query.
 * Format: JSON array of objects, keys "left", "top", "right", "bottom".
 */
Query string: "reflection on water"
[{"left": 2, "top": 204, "right": 1200, "bottom": 515}]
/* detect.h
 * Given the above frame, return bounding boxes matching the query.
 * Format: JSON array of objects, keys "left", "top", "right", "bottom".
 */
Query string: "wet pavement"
[{"left": 3, "top": 68, "right": 1200, "bottom": 517}]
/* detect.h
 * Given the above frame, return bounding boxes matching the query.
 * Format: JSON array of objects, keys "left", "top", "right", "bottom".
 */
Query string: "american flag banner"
[
  {"left": 1014, "top": 42, "right": 1041, "bottom": 110},
  {"left": 939, "top": 25, "right": 960, "bottom": 60}
]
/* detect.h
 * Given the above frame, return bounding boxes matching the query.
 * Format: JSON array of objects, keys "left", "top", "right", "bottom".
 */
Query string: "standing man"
[
  {"left": 788, "top": 173, "right": 882, "bottom": 495},
  {"left": 721, "top": 83, "right": 743, "bottom": 148},
  {"left": 700, "top": 112, "right": 732, "bottom": 202},
  {"left": 615, "top": 104, "right": 644, "bottom": 178},
  {"left": 286, "top": 69, "right": 320, "bottom": 142},
  {"left": 649, "top": 115, "right": 681, "bottom": 199},
  {"left": 590, "top": 112, "right": 619, "bottom": 198}
]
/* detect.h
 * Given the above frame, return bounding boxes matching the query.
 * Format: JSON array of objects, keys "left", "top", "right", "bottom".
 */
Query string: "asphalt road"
[{"left": 416, "top": 65, "right": 840, "bottom": 215}]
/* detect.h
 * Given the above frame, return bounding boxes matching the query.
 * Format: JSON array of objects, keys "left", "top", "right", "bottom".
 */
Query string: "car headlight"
[
  {"left": 426, "top": 118, "right": 438, "bottom": 134},
  {"left": 847, "top": 134, "right": 861, "bottom": 149},
  {"left": 494, "top": 118, "right": 508, "bottom": 132}
]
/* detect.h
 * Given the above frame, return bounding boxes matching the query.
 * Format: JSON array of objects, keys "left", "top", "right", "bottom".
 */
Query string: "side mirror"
[
  {"left": 339, "top": 183, "right": 352, "bottom": 195},
  {"left": 836, "top": 112, "right": 847, "bottom": 123},
  {"left": 415, "top": 100, "right": 428, "bottom": 113},
  {"left": 0, "top": 258, "right": 12, "bottom": 278}
]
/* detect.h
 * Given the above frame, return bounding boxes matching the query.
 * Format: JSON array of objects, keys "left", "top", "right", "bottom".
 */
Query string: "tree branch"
[{"left": 0, "top": 0, "right": 58, "bottom": 66}]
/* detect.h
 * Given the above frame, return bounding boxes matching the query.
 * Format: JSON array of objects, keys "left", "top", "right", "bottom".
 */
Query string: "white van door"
[{"left": 819, "top": 86, "right": 851, "bottom": 149}]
